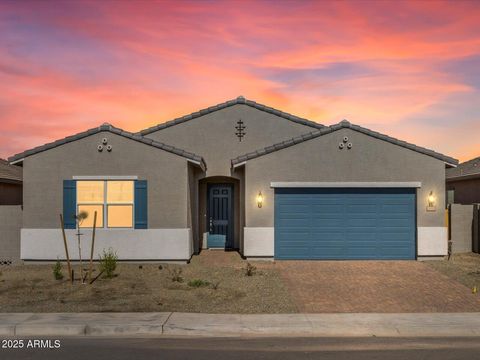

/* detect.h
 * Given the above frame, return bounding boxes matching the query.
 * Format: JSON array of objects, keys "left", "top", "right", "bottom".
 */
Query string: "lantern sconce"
[
  {"left": 427, "top": 191, "right": 436, "bottom": 211},
  {"left": 256, "top": 191, "right": 264, "bottom": 208}
]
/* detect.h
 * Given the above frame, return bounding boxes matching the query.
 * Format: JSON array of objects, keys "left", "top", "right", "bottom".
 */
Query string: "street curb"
[{"left": 1, "top": 312, "right": 480, "bottom": 338}]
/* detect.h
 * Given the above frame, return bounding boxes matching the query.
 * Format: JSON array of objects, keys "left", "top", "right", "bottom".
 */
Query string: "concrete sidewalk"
[{"left": 1, "top": 312, "right": 480, "bottom": 337}]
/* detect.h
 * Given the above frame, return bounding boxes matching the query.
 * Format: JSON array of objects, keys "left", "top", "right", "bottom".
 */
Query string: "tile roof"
[
  {"left": 446, "top": 155, "right": 480, "bottom": 180},
  {"left": 8, "top": 123, "right": 207, "bottom": 170},
  {"left": 0, "top": 158, "right": 22, "bottom": 183},
  {"left": 139, "top": 96, "right": 324, "bottom": 135},
  {"left": 231, "top": 120, "right": 459, "bottom": 167}
]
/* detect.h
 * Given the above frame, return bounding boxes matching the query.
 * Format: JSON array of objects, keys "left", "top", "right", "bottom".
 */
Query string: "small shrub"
[
  {"left": 158, "top": 265, "right": 163, "bottom": 270},
  {"left": 211, "top": 281, "right": 220, "bottom": 290},
  {"left": 244, "top": 262, "right": 256, "bottom": 276},
  {"left": 99, "top": 248, "right": 118, "bottom": 279},
  {"left": 188, "top": 279, "right": 210, "bottom": 288},
  {"left": 169, "top": 267, "right": 183, "bottom": 282},
  {"left": 53, "top": 260, "right": 64, "bottom": 280}
]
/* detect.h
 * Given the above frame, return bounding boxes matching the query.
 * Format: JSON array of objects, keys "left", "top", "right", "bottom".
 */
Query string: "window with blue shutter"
[
  {"left": 63, "top": 180, "right": 77, "bottom": 229},
  {"left": 134, "top": 180, "right": 148, "bottom": 229}
]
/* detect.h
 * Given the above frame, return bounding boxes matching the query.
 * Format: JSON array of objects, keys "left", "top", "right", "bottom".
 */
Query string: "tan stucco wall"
[
  {"left": 146, "top": 104, "right": 319, "bottom": 177},
  {"left": 22, "top": 132, "right": 190, "bottom": 229},
  {"left": 0, "top": 205, "right": 22, "bottom": 264},
  {"left": 450, "top": 204, "right": 473, "bottom": 253},
  {"left": 244, "top": 128, "right": 446, "bottom": 228}
]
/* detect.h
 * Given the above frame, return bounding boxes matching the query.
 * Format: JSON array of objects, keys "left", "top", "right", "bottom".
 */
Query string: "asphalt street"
[{"left": 1, "top": 336, "right": 480, "bottom": 360}]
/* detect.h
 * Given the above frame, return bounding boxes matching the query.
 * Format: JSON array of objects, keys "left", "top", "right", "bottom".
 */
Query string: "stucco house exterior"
[
  {"left": 446, "top": 155, "right": 480, "bottom": 205},
  {"left": 0, "top": 159, "right": 22, "bottom": 205},
  {"left": 8, "top": 96, "right": 458, "bottom": 262},
  {"left": 0, "top": 159, "right": 23, "bottom": 265}
]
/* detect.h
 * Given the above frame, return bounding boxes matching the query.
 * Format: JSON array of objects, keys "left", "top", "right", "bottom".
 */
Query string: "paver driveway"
[{"left": 273, "top": 260, "right": 480, "bottom": 313}]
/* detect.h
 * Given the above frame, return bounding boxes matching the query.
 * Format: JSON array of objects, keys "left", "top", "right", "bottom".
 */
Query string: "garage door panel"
[
  {"left": 346, "top": 205, "right": 378, "bottom": 217},
  {"left": 276, "top": 218, "right": 311, "bottom": 227},
  {"left": 345, "top": 232, "right": 377, "bottom": 240},
  {"left": 274, "top": 188, "right": 415, "bottom": 260},
  {"left": 379, "top": 218, "right": 412, "bottom": 227},
  {"left": 347, "top": 218, "right": 378, "bottom": 227}
]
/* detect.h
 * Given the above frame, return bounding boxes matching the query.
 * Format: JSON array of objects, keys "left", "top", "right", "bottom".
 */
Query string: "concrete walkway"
[{"left": 1, "top": 312, "right": 480, "bottom": 337}]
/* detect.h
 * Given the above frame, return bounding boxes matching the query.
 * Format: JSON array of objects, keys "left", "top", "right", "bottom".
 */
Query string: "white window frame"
[{"left": 76, "top": 180, "right": 135, "bottom": 229}]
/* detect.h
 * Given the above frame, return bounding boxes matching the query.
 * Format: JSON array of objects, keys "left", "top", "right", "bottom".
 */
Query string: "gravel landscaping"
[
  {"left": 1, "top": 251, "right": 479, "bottom": 314},
  {"left": 0, "top": 252, "right": 297, "bottom": 313},
  {"left": 424, "top": 253, "right": 480, "bottom": 290}
]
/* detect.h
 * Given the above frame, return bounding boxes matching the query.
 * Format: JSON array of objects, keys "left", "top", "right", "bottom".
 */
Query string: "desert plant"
[
  {"left": 99, "top": 248, "right": 118, "bottom": 279},
  {"left": 211, "top": 281, "right": 220, "bottom": 290},
  {"left": 169, "top": 267, "right": 183, "bottom": 282},
  {"left": 53, "top": 259, "right": 64, "bottom": 280},
  {"left": 244, "top": 262, "right": 256, "bottom": 276},
  {"left": 188, "top": 279, "right": 210, "bottom": 288}
]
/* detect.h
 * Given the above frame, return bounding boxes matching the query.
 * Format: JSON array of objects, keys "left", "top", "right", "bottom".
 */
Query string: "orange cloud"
[{"left": 1, "top": 0, "right": 480, "bottom": 162}]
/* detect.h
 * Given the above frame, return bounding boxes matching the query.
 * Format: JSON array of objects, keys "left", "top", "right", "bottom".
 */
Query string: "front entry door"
[{"left": 207, "top": 184, "right": 233, "bottom": 249}]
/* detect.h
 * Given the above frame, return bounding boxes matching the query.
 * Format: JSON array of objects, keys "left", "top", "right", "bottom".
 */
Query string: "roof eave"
[
  {"left": 231, "top": 120, "right": 459, "bottom": 166},
  {"left": 8, "top": 124, "right": 207, "bottom": 167}
]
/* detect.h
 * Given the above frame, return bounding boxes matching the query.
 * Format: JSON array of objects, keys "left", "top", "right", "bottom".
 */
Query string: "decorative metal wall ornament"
[
  {"left": 97, "top": 138, "right": 112, "bottom": 152},
  {"left": 235, "top": 119, "right": 246, "bottom": 141},
  {"left": 339, "top": 136, "right": 353, "bottom": 150}
]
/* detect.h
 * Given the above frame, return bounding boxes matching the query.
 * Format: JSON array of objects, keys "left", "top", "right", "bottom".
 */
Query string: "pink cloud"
[{"left": 1, "top": 0, "right": 480, "bottom": 161}]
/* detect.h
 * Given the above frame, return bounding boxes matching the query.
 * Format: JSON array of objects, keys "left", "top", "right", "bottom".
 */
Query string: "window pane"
[
  {"left": 77, "top": 181, "right": 104, "bottom": 203},
  {"left": 78, "top": 205, "right": 103, "bottom": 228},
  {"left": 107, "top": 205, "right": 133, "bottom": 228},
  {"left": 107, "top": 181, "right": 134, "bottom": 203}
]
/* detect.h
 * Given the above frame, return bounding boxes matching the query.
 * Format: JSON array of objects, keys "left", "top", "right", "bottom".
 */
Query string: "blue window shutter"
[
  {"left": 63, "top": 180, "right": 76, "bottom": 229},
  {"left": 134, "top": 180, "right": 148, "bottom": 229}
]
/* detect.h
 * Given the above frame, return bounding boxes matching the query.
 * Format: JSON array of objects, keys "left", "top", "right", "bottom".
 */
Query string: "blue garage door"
[{"left": 274, "top": 188, "right": 416, "bottom": 260}]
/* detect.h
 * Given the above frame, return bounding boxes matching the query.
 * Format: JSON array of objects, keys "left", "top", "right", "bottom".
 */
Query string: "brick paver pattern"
[{"left": 274, "top": 260, "right": 480, "bottom": 313}]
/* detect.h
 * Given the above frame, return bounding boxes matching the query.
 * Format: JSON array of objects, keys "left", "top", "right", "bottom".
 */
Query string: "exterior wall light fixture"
[
  {"left": 427, "top": 191, "right": 436, "bottom": 211},
  {"left": 256, "top": 191, "right": 264, "bottom": 208}
]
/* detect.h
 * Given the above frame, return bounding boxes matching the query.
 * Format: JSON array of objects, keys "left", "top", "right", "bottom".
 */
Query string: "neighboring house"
[
  {"left": 446, "top": 156, "right": 480, "bottom": 205},
  {"left": 8, "top": 96, "right": 458, "bottom": 262},
  {"left": 0, "top": 158, "right": 22, "bottom": 205},
  {"left": 0, "top": 159, "right": 23, "bottom": 265}
]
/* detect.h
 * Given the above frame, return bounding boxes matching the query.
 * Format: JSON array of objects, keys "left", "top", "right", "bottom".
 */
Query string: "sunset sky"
[{"left": 1, "top": 0, "right": 480, "bottom": 162}]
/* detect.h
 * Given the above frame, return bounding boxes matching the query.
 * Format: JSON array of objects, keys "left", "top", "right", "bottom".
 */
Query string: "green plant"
[
  {"left": 188, "top": 279, "right": 210, "bottom": 288},
  {"left": 169, "top": 267, "right": 183, "bottom": 282},
  {"left": 99, "top": 248, "right": 118, "bottom": 279},
  {"left": 244, "top": 262, "right": 256, "bottom": 276},
  {"left": 53, "top": 259, "right": 64, "bottom": 280}
]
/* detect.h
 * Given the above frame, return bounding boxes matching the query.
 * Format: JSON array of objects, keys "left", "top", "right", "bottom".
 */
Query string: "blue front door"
[
  {"left": 207, "top": 184, "right": 234, "bottom": 248},
  {"left": 274, "top": 188, "right": 416, "bottom": 260}
]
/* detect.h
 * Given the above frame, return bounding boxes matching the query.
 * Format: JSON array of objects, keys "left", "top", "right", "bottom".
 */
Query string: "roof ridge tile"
[
  {"left": 8, "top": 124, "right": 207, "bottom": 170},
  {"left": 139, "top": 96, "right": 323, "bottom": 135},
  {"left": 231, "top": 120, "right": 458, "bottom": 166}
]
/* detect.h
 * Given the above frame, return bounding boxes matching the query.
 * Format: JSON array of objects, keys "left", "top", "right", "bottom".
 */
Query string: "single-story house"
[
  {"left": 446, "top": 156, "right": 480, "bottom": 205},
  {"left": 0, "top": 159, "right": 23, "bottom": 265},
  {"left": 0, "top": 158, "right": 22, "bottom": 205},
  {"left": 8, "top": 96, "right": 458, "bottom": 261}
]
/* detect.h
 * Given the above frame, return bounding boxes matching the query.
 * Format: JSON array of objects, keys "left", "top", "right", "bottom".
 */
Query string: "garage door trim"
[
  {"left": 271, "top": 181, "right": 422, "bottom": 188},
  {"left": 274, "top": 187, "right": 417, "bottom": 260}
]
